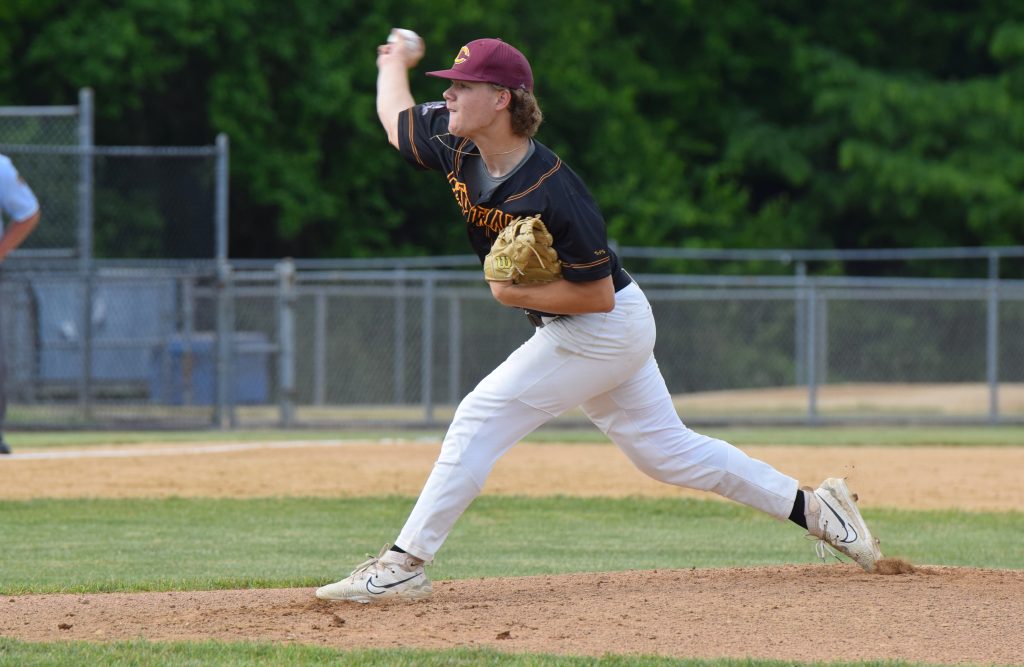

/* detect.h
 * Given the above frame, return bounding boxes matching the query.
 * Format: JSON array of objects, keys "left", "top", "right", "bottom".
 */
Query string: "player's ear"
[{"left": 495, "top": 87, "right": 512, "bottom": 110}]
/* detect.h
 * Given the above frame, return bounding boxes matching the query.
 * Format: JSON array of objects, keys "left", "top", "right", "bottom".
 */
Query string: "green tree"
[{"left": 2, "top": 0, "right": 1022, "bottom": 264}]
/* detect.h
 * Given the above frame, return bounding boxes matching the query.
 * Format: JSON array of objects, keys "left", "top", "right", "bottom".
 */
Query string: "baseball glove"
[{"left": 483, "top": 215, "right": 562, "bottom": 284}]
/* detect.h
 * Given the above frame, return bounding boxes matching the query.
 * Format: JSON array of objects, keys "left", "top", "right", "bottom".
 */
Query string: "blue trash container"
[{"left": 149, "top": 332, "right": 270, "bottom": 405}]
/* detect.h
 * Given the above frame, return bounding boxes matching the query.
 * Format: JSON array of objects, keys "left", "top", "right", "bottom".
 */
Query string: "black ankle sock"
[
  {"left": 788, "top": 489, "right": 808, "bottom": 529},
  {"left": 390, "top": 545, "right": 407, "bottom": 554}
]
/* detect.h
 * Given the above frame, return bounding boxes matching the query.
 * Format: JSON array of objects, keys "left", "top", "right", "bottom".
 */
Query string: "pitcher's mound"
[{"left": 3, "top": 565, "right": 1022, "bottom": 664}]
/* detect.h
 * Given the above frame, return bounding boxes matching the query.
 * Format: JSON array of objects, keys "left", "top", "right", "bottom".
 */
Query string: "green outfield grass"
[
  {"left": 0, "top": 640, "right": 942, "bottom": 667},
  {"left": 1, "top": 496, "right": 1020, "bottom": 595},
  {"left": 5, "top": 424, "right": 1024, "bottom": 449},
  {"left": 3, "top": 428, "right": 1020, "bottom": 666}
]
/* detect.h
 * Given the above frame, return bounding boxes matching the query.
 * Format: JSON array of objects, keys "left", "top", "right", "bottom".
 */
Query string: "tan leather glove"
[{"left": 483, "top": 215, "right": 563, "bottom": 284}]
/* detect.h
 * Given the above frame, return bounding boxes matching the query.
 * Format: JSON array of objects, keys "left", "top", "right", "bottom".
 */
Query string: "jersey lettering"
[
  {"left": 398, "top": 103, "right": 622, "bottom": 282},
  {"left": 447, "top": 173, "right": 515, "bottom": 233}
]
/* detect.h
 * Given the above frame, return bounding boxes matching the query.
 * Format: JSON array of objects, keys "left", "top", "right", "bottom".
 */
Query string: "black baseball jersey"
[{"left": 397, "top": 102, "right": 622, "bottom": 284}]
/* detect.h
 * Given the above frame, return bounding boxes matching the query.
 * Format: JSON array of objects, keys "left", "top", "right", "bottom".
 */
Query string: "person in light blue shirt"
[{"left": 0, "top": 154, "right": 41, "bottom": 454}]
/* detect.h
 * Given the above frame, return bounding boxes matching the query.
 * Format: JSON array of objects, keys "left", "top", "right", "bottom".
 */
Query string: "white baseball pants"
[{"left": 396, "top": 282, "right": 799, "bottom": 562}]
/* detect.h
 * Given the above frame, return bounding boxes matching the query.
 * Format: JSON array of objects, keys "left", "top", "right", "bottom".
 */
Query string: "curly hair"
[{"left": 493, "top": 85, "right": 543, "bottom": 137}]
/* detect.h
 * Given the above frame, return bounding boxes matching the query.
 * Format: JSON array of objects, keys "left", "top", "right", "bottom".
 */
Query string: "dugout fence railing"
[
  {"left": 5, "top": 92, "right": 1024, "bottom": 430},
  {"left": 2, "top": 257, "right": 1023, "bottom": 430}
]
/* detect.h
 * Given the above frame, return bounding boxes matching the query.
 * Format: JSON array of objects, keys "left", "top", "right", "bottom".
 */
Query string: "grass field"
[
  {"left": 7, "top": 424, "right": 1024, "bottom": 448},
  {"left": 1, "top": 497, "right": 1021, "bottom": 595},
  {"left": 0, "top": 642, "right": 895, "bottom": 667},
  {"left": 1, "top": 426, "right": 1021, "bottom": 666}
]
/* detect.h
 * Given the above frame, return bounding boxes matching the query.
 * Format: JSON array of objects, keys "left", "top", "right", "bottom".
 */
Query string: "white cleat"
[
  {"left": 804, "top": 477, "right": 883, "bottom": 572},
  {"left": 315, "top": 544, "right": 432, "bottom": 603}
]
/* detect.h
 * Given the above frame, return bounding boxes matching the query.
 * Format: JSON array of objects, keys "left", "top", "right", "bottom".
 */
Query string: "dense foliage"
[{"left": 2, "top": 0, "right": 1022, "bottom": 261}]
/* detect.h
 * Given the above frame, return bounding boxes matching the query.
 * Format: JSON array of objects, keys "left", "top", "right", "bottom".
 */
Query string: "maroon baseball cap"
[{"left": 426, "top": 38, "right": 534, "bottom": 92}]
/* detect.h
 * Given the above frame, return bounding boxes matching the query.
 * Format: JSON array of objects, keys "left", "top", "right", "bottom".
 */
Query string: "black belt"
[{"left": 525, "top": 269, "right": 634, "bottom": 328}]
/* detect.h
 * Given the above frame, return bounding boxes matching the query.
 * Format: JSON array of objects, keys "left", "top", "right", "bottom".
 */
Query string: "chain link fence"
[
  {"left": 1, "top": 90, "right": 228, "bottom": 262},
  {"left": 3, "top": 92, "right": 1024, "bottom": 430},
  {"left": 2, "top": 260, "right": 1023, "bottom": 429},
  {"left": 0, "top": 97, "right": 81, "bottom": 256}
]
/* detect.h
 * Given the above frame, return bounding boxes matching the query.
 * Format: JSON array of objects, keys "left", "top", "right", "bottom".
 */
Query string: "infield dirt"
[{"left": 3, "top": 439, "right": 1023, "bottom": 664}]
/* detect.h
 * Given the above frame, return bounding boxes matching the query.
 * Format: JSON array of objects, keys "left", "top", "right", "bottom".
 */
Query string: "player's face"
[{"left": 443, "top": 80, "right": 504, "bottom": 137}]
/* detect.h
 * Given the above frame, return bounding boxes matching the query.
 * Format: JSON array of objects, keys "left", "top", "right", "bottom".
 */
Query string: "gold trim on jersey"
[
  {"left": 405, "top": 109, "right": 426, "bottom": 168},
  {"left": 504, "top": 158, "right": 562, "bottom": 202},
  {"left": 563, "top": 256, "right": 611, "bottom": 270}
]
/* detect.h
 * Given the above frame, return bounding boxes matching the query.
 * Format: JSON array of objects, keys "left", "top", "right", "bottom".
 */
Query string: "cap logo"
[{"left": 454, "top": 46, "right": 470, "bottom": 64}]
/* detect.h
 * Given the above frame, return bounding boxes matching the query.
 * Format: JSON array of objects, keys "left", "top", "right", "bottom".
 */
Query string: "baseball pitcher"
[{"left": 315, "top": 32, "right": 882, "bottom": 603}]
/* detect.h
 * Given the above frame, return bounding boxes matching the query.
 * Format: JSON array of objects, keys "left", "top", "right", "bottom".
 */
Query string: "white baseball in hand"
[{"left": 388, "top": 28, "right": 425, "bottom": 59}]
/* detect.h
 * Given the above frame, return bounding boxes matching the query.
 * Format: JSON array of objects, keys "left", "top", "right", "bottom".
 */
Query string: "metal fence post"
[
  {"left": 77, "top": 88, "right": 94, "bottom": 263},
  {"left": 816, "top": 293, "right": 829, "bottom": 386},
  {"left": 448, "top": 295, "right": 461, "bottom": 405},
  {"left": 986, "top": 252, "right": 1000, "bottom": 424},
  {"left": 314, "top": 289, "right": 327, "bottom": 406},
  {"left": 77, "top": 88, "right": 94, "bottom": 420},
  {"left": 422, "top": 274, "right": 436, "bottom": 423},
  {"left": 277, "top": 259, "right": 297, "bottom": 427},
  {"left": 181, "top": 276, "right": 195, "bottom": 406},
  {"left": 806, "top": 283, "right": 819, "bottom": 424},
  {"left": 213, "top": 132, "right": 233, "bottom": 428},
  {"left": 394, "top": 269, "right": 406, "bottom": 404},
  {"left": 215, "top": 134, "right": 229, "bottom": 266},
  {"left": 214, "top": 262, "right": 235, "bottom": 428},
  {"left": 794, "top": 261, "right": 807, "bottom": 386}
]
